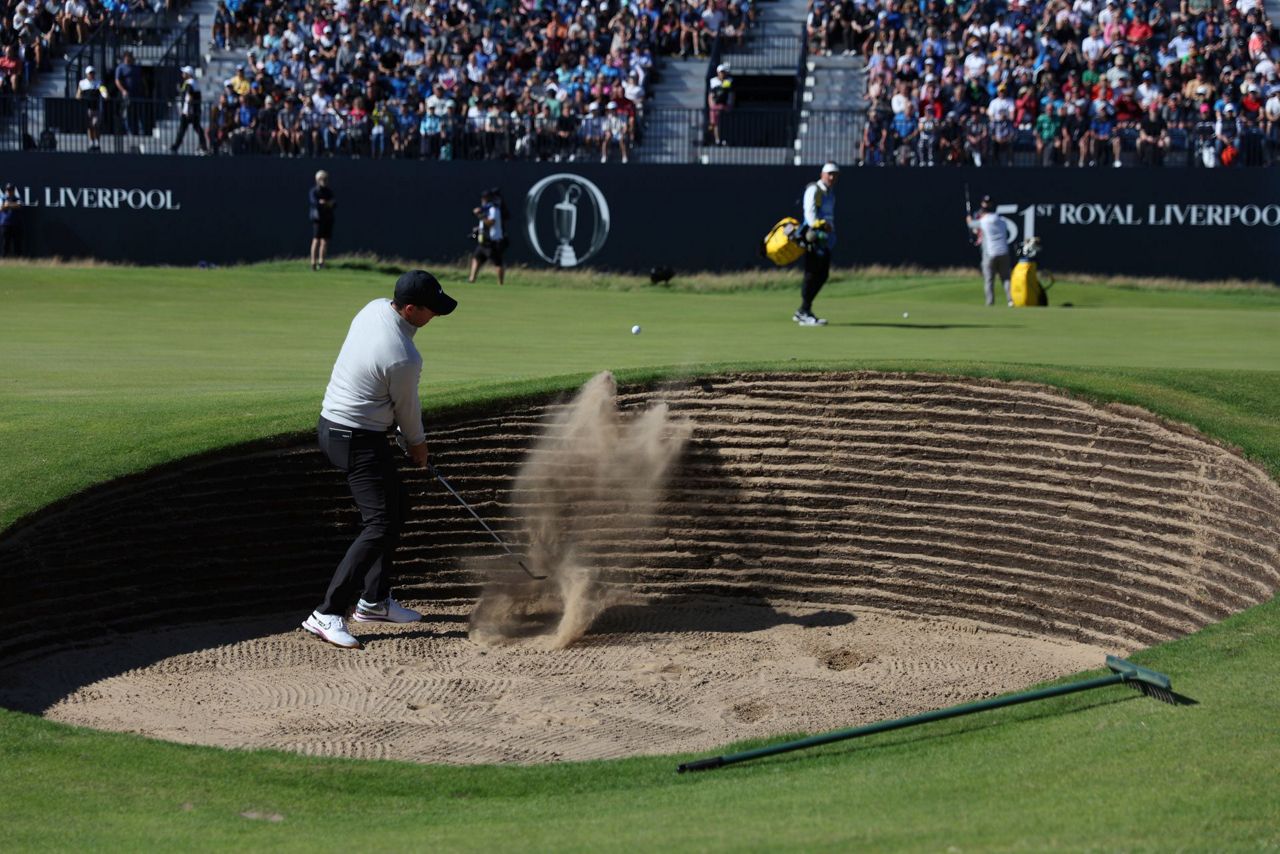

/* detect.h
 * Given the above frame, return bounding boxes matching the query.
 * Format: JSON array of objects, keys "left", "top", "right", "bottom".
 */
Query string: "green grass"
[
  {"left": 4, "top": 263, "right": 1280, "bottom": 530},
  {"left": 1, "top": 262, "right": 1279, "bottom": 850}
]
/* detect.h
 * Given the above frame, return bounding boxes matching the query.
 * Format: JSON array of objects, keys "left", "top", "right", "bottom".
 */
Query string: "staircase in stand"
[
  {"left": 638, "top": 0, "right": 866, "bottom": 165},
  {"left": 797, "top": 53, "right": 866, "bottom": 166}
]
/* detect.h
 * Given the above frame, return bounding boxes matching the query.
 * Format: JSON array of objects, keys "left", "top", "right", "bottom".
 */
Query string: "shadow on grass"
[{"left": 825, "top": 322, "right": 1016, "bottom": 330}]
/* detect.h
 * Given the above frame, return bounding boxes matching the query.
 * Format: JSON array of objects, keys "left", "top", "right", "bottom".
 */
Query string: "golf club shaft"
[
  {"left": 428, "top": 464, "right": 544, "bottom": 579},
  {"left": 964, "top": 183, "right": 976, "bottom": 246}
]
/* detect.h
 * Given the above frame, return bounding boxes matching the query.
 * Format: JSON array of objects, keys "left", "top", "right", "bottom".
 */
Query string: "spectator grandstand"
[
  {"left": 1, "top": 0, "right": 186, "bottom": 95},
  {"left": 196, "top": 0, "right": 684, "bottom": 160},
  {"left": 845, "top": 0, "right": 1280, "bottom": 166},
  {"left": 1, "top": 0, "right": 1278, "bottom": 165}
]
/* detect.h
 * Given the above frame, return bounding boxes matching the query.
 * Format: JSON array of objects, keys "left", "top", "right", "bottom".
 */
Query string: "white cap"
[
  {"left": 821, "top": 162, "right": 840, "bottom": 174},
  {"left": 181, "top": 65, "right": 194, "bottom": 75},
  {"left": 716, "top": 62, "right": 729, "bottom": 72},
  {"left": 85, "top": 65, "right": 95, "bottom": 74}
]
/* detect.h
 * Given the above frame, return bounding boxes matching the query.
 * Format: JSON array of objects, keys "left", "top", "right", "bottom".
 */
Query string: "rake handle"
[{"left": 678, "top": 672, "right": 1127, "bottom": 773}]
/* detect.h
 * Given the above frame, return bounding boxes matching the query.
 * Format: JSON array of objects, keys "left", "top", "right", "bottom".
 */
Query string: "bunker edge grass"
[{"left": 0, "top": 263, "right": 1278, "bottom": 850}]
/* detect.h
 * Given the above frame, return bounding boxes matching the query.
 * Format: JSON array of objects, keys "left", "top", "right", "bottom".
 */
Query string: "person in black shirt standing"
[
  {"left": 309, "top": 170, "right": 336, "bottom": 271},
  {"left": 170, "top": 66, "right": 209, "bottom": 154},
  {"left": 1137, "top": 101, "right": 1168, "bottom": 166}
]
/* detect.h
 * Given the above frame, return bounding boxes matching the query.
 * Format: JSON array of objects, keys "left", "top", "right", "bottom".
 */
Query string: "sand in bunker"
[
  {"left": 0, "top": 372, "right": 1110, "bottom": 764},
  {"left": 0, "top": 599, "right": 1104, "bottom": 764}
]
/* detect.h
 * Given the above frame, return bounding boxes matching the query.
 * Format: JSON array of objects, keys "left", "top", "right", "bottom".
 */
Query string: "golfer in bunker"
[{"left": 304, "top": 270, "right": 457, "bottom": 649}]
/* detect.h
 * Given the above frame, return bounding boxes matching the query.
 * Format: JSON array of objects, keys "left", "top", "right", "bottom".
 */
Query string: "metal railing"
[
  {"left": 64, "top": 15, "right": 202, "bottom": 98},
  {"left": 0, "top": 97, "right": 856, "bottom": 163},
  {"left": 642, "top": 107, "right": 857, "bottom": 164},
  {"left": 693, "top": 26, "right": 812, "bottom": 165},
  {"left": 4, "top": 97, "right": 1274, "bottom": 168},
  {"left": 858, "top": 116, "right": 1278, "bottom": 168},
  {"left": 716, "top": 24, "right": 806, "bottom": 73}
]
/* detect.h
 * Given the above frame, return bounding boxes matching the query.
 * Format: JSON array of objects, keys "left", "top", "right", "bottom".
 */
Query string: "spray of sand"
[{"left": 468, "top": 372, "right": 691, "bottom": 649}]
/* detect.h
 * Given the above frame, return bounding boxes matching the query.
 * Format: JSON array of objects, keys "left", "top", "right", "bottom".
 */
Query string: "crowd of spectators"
[
  {"left": 1, "top": 0, "right": 164, "bottom": 97},
  {"left": 814, "top": 0, "right": 1280, "bottom": 167},
  {"left": 198, "top": 0, "right": 752, "bottom": 160}
]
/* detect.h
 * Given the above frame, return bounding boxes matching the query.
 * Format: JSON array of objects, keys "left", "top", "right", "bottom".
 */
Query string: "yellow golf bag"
[
  {"left": 762, "top": 217, "right": 806, "bottom": 266},
  {"left": 1011, "top": 258, "right": 1054, "bottom": 307}
]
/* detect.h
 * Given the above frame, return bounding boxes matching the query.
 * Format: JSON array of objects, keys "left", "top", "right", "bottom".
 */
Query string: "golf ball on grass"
[
  {"left": 902, "top": 312, "right": 910, "bottom": 319},
  {"left": 631, "top": 325, "right": 642, "bottom": 335}
]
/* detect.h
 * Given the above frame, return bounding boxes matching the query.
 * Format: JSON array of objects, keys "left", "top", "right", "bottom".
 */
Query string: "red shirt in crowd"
[
  {"left": 1125, "top": 19, "right": 1153, "bottom": 46},
  {"left": 1113, "top": 91, "right": 1140, "bottom": 121},
  {"left": 1015, "top": 90, "right": 1038, "bottom": 123}
]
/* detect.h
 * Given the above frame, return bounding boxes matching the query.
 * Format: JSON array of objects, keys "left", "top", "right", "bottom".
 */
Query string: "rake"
[{"left": 677, "top": 656, "right": 1177, "bottom": 773}]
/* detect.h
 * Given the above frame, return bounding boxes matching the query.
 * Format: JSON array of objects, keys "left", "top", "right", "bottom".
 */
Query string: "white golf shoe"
[
  {"left": 353, "top": 597, "right": 423, "bottom": 623},
  {"left": 302, "top": 611, "right": 362, "bottom": 648}
]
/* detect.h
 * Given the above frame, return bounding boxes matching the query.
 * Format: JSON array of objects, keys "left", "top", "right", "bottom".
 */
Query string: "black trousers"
[
  {"left": 0, "top": 225, "right": 17, "bottom": 257},
  {"left": 800, "top": 249, "right": 831, "bottom": 314},
  {"left": 172, "top": 114, "right": 208, "bottom": 152},
  {"left": 316, "top": 416, "right": 409, "bottom": 615}
]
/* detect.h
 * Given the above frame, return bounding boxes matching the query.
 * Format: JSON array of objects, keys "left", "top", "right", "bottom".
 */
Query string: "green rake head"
[{"left": 1106, "top": 656, "right": 1178, "bottom": 705}]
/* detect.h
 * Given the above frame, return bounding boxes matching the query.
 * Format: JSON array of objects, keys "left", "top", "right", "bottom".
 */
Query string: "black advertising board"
[{"left": 1, "top": 154, "right": 1277, "bottom": 282}]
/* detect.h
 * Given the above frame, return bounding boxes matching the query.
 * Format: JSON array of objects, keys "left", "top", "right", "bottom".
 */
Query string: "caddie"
[{"left": 795, "top": 162, "right": 838, "bottom": 326}]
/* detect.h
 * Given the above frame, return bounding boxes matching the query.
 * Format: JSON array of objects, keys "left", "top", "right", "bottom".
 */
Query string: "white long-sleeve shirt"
[
  {"left": 972, "top": 212, "right": 1010, "bottom": 259},
  {"left": 802, "top": 178, "right": 837, "bottom": 249},
  {"left": 320, "top": 299, "right": 426, "bottom": 445}
]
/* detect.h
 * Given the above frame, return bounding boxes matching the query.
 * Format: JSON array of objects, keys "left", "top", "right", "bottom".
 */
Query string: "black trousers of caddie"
[
  {"left": 316, "top": 416, "right": 410, "bottom": 615},
  {"left": 800, "top": 249, "right": 831, "bottom": 315},
  {"left": 172, "top": 113, "right": 208, "bottom": 152}
]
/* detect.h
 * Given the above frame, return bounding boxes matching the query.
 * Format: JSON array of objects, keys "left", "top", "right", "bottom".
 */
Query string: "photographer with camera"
[{"left": 467, "top": 187, "right": 509, "bottom": 286}]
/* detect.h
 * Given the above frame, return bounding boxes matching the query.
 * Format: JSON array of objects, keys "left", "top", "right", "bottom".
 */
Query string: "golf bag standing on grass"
[{"left": 1010, "top": 237, "right": 1054, "bottom": 307}]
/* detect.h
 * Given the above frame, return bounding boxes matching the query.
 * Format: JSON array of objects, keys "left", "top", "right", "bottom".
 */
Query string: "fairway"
[
  {"left": 1, "top": 262, "right": 1279, "bottom": 851},
  {"left": 4, "top": 263, "right": 1279, "bottom": 530}
]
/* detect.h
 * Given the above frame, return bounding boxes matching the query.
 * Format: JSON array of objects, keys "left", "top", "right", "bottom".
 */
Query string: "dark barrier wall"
[{"left": 2, "top": 153, "right": 1278, "bottom": 282}]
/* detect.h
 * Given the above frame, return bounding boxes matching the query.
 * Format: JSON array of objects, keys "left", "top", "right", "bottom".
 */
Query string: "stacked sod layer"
[{"left": 2, "top": 372, "right": 1278, "bottom": 665}]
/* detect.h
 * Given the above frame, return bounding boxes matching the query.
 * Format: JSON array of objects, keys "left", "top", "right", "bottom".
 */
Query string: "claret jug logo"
[{"left": 524, "top": 174, "right": 610, "bottom": 268}]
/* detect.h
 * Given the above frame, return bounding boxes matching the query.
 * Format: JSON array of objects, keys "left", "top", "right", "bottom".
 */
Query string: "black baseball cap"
[{"left": 394, "top": 270, "right": 457, "bottom": 315}]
